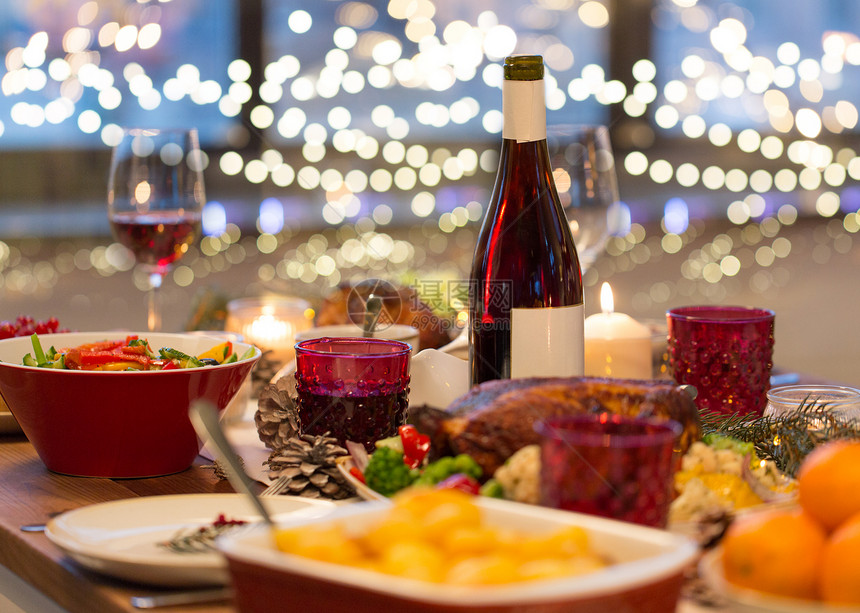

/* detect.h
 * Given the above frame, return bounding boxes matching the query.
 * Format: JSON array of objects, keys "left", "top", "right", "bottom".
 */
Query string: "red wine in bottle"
[{"left": 469, "top": 55, "right": 584, "bottom": 386}]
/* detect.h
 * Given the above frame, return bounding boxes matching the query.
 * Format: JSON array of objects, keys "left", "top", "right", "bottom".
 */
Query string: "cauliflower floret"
[
  {"left": 681, "top": 441, "right": 718, "bottom": 473},
  {"left": 494, "top": 445, "right": 540, "bottom": 505},
  {"left": 750, "top": 457, "right": 796, "bottom": 493},
  {"left": 669, "top": 477, "right": 729, "bottom": 523},
  {"left": 674, "top": 436, "right": 796, "bottom": 525},
  {"left": 714, "top": 448, "right": 743, "bottom": 476}
]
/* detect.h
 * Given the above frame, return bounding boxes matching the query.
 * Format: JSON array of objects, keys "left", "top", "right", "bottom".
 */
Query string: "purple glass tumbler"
[
  {"left": 536, "top": 414, "right": 681, "bottom": 528},
  {"left": 294, "top": 337, "right": 411, "bottom": 450},
  {"left": 667, "top": 306, "right": 774, "bottom": 416}
]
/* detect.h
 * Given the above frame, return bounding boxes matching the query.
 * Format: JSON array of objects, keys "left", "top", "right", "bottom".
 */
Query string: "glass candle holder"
[
  {"left": 765, "top": 385, "right": 860, "bottom": 421},
  {"left": 536, "top": 414, "right": 681, "bottom": 528},
  {"left": 225, "top": 296, "right": 313, "bottom": 367},
  {"left": 642, "top": 318, "right": 671, "bottom": 380},
  {"left": 294, "top": 337, "right": 411, "bottom": 450},
  {"left": 667, "top": 306, "right": 775, "bottom": 416}
]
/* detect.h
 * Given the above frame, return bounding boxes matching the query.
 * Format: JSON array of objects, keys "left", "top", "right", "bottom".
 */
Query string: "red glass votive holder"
[
  {"left": 667, "top": 306, "right": 775, "bottom": 416},
  {"left": 294, "top": 337, "right": 411, "bottom": 450},
  {"left": 536, "top": 414, "right": 681, "bottom": 528}
]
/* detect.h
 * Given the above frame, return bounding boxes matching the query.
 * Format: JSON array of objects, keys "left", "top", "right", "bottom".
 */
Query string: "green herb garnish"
[{"left": 158, "top": 514, "right": 248, "bottom": 554}]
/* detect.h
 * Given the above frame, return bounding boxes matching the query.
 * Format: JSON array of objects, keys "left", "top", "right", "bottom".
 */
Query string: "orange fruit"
[
  {"left": 797, "top": 440, "right": 860, "bottom": 532},
  {"left": 820, "top": 511, "right": 860, "bottom": 605},
  {"left": 721, "top": 506, "right": 826, "bottom": 600}
]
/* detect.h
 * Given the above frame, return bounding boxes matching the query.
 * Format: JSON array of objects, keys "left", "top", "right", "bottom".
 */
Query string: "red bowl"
[
  {"left": 0, "top": 332, "right": 260, "bottom": 478},
  {"left": 218, "top": 498, "right": 699, "bottom": 613}
]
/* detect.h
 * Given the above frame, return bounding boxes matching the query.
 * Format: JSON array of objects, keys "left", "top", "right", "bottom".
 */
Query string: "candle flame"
[{"left": 600, "top": 282, "right": 615, "bottom": 315}]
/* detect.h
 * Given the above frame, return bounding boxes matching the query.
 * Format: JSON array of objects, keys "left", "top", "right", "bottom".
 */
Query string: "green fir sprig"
[{"left": 699, "top": 396, "right": 860, "bottom": 477}]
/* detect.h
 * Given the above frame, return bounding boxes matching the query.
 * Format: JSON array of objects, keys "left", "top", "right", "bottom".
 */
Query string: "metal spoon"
[
  {"left": 362, "top": 293, "right": 383, "bottom": 337},
  {"left": 188, "top": 400, "right": 272, "bottom": 527}
]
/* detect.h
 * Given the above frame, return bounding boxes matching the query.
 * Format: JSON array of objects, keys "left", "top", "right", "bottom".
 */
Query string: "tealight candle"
[
  {"left": 225, "top": 297, "right": 314, "bottom": 366},
  {"left": 584, "top": 283, "right": 651, "bottom": 379}
]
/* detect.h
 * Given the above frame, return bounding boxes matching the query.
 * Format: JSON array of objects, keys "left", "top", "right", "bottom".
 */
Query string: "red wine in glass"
[
  {"left": 110, "top": 211, "right": 201, "bottom": 270},
  {"left": 107, "top": 127, "right": 206, "bottom": 332},
  {"left": 296, "top": 389, "right": 409, "bottom": 451}
]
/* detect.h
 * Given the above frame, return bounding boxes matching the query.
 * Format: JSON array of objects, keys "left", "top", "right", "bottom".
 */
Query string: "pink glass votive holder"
[
  {"left": 536, "top": 414, "right": 681, "bottom": 528},
  {"left": 294, "top": 337, "right": 411, "bottom": 450},
  {"left": 667, "top": 306, "right": 775, "bottom": 416}
]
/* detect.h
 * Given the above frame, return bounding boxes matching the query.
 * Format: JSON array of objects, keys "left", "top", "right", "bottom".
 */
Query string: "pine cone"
[
  {"left": 251, "top": 350, "right": 282, "bottom": 399},
  {"left": 265, "top": 433, "right": 353, "bottom": 500},
  {"left": 255, "top": 375, "right": 299, "bottom": 451},
  {"left": 201, "top": 457, "right": 243, "bottom": 481}
]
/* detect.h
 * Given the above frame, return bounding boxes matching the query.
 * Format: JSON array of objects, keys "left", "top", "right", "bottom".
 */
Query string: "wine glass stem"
[{"left": 147, "top": 271, "right": 164, "bottom": 332}]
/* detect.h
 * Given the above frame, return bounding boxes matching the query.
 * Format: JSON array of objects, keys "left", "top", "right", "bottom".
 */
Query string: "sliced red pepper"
[
  {"left": 435, "top": 473, "right": 481, "bottom": 495},
  {"left": 398, "top": 424, "right": 431, "bottom": 469},
  {"left": 121, "top": 344, "right": 149, "bottom": 356},
  {"left": 64, "top": 346, "right": 151, "bottom": 370},
  {"left": 67, "top": 340, "right": 125, "bottom": 353},
  {"left": 150, "top": 358, "right": 179, "bottom": 370},
  {"left": 349, "top": 466, "right": 366, "bottom": 484}
]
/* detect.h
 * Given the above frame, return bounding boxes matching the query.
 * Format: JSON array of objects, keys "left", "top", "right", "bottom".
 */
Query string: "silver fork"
[{"left": 259, "top": 475, "right": 292, "bottom": 497}]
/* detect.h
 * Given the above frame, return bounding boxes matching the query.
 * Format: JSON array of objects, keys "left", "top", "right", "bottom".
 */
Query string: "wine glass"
[
  {"left": 547, "top": 124, "right": 623, "bottom": 272},
  {"left": 107, "top": 128, "right": 205, "bottom": 331}
]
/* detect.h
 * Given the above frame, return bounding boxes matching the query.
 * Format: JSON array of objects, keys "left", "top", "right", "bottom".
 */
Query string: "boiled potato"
[{"left": 273, "top": 488, "right": 607, "bottom": 586}]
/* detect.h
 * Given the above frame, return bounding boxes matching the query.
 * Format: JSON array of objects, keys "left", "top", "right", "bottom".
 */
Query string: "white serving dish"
[
  {"left": 408, "top": 347, "right": 469, "bottom": 407},
  {"left": 218, "top": 497, "right": 699, "bottom": 613}
]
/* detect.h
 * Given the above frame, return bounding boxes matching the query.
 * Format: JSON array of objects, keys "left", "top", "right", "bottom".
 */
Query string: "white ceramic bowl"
[{"left": 218, "top": 497, "right": 698, "bottom": 613}]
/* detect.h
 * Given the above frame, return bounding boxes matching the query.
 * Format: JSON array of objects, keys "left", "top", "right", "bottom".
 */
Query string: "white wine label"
[
  {"left": 503, "top": 80, "right": 546, "bottom": 143},
  {"left": 511, "top": 304, "right": 584, "bottom": 378}
]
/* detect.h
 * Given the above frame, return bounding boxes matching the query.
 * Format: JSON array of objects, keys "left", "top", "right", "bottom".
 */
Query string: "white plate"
[
  {"left": 45, "top": 493, "right": 335, "bottom": 587},
  {"left": 699, "top": 547, "right": 860, "bottom": 613}
]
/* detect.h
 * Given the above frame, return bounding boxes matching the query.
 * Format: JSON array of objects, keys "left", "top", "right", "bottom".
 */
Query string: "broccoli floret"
[
  {"left": 413, "top": 454, "right": 482, "bottom": 487},
  {"left": 363, "top": 446, "right": 417, "bottom": 496},
  {"left": 479, "top": 478, "right": 505, "bottom": 498},
  {"left": 703, "top": 433, "right": 755, "bottom": 458}
]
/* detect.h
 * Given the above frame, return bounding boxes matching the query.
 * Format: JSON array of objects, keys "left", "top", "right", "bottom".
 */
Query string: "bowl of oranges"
[{"left": 700, "top": 440, "right": 860, "bottom": 611}]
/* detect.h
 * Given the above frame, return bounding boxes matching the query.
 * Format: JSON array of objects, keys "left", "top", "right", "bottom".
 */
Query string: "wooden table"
[{"left": 0, "top": 433, "right": 248, "bottom": 613}]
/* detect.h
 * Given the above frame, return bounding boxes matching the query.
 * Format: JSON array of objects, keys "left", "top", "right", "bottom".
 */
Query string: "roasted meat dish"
[{"left": 411, "top": 376, "right": 701, "bottom": 476}]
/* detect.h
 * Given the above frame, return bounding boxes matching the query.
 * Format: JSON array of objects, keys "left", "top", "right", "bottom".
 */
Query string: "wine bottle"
[{"left": 469, "top": 55, "right": 584, "bottom": 386}]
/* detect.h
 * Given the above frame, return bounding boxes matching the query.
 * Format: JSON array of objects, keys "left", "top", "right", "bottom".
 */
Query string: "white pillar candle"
[{"left": 584, "top": 283, "right": 652, "bottom": 379}]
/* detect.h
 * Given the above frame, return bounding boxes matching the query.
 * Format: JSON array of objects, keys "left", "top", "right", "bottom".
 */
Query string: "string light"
[{"left": 0, "top": 2, "right": 858, "bottom": 316}]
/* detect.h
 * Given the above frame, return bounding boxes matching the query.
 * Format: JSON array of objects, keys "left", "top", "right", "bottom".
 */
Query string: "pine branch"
[{"left": 698, "top": 397, "right": 860, "bottom": 477}]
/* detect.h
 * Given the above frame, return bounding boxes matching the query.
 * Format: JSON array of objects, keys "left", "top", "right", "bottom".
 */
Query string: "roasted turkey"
[{"left": 410, "top": 376, "right": 701, "bottom": 476}]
